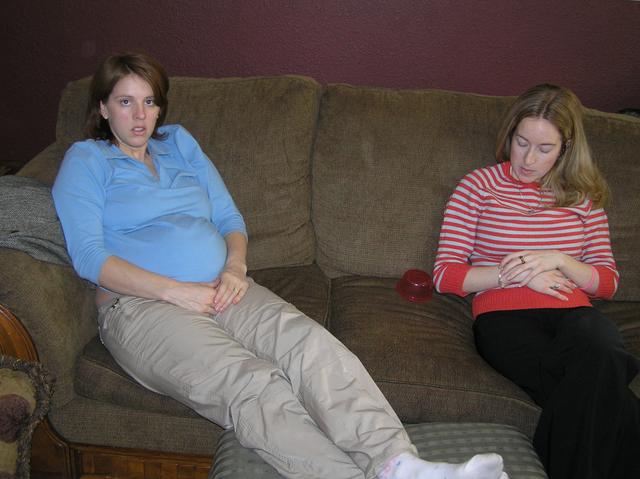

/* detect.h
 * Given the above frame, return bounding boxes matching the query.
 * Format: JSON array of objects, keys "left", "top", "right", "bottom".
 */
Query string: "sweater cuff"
[
  {"left": 437, "top": 263, "right": 472, "bottom": 297},
  {"left": 594, "top": 265, "right": 617, "bottom": 299}
]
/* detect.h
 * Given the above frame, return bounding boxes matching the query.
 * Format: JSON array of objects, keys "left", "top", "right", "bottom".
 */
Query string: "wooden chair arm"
[{"left": 0, "top": 302, "right": 39, "bottom": 361}]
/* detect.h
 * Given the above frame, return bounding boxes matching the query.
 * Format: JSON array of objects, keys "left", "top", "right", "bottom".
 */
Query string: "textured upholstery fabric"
[
  {"left": 591, "top": 300, "right": 640, "bottom": 359},
  {"left": 583, "top": 111, "right": 640, "bottom": 301},
  {"left": 248, "top": 264, "right": 331, "bottom": 326},
  {"left": 0, "top": 249, "right": 96, "bottom": 409},
  {"left": 49, "top": 395, "right": 221, "bottom": 456},
  {"left": 210, "top": 422, "right": 547, "bottom": 479},
  {"left": 165, "top": 76, "right": 321, "bottom": 271},
  {"left": 17, "top": 141, "right": 73, "bottom": 186},
  {"left": 313, "top": 84, "right": 511, "bottom": 279},
  {"left": 75, "top": 337, "right": 199, "bottom": 418},
  {"left": 0, "top": 175, "right": 70, "bottom": 266},
  {"left": 329, "top": 276, "right": 540, "bottom": 438}
]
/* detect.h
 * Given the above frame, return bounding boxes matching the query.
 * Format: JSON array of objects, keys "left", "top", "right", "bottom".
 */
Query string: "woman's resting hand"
[
  {"left": 499, "top": 249, "right": 595, "bottom": 295},
  {"left": 163, "top": 281, "right": 220, "bottom": 315},
  {"left": 500, "top": 249, "right": 566, "bottom": 286},
  {"left": 525, "top": 270, "right": 575, "bottom": 301},
  {"left": 211, "top": 260, "right": 249, "bottom": 314}
]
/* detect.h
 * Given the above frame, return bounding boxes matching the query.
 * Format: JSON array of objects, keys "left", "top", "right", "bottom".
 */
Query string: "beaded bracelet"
[{"left": 497, "top": 267, "right": 506, "bottom": 288}]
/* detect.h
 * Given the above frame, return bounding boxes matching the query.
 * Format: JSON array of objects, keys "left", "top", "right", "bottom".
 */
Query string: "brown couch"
[{"left": 1, "top": 75, "right": 638, "bottom": 478}]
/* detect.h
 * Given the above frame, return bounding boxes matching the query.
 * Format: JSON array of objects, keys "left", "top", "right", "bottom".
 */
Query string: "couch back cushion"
[
  {"left": 313, "top": 84, "right": 510, "bottom": 278},
  {"left": 584, "top": 111, "right": 640, "bottom": 300},
  {"left": 23, "top": 75, "right": 322, "bottom": 271},
  {"left": 312, "top": 84, "right": 640, "bottom": 301}
]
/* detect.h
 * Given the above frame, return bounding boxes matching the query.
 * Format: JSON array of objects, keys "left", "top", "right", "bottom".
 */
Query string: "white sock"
[{"left": 378, "top": 452, "right": 509, "bottom": 479}]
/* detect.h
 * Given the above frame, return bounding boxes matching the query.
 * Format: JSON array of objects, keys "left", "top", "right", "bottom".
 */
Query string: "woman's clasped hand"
[{"left": 499, "top": 250, "right": 576, "bottom": 300}]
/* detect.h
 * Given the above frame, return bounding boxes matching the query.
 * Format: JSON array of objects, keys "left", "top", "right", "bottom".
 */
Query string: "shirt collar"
[
  {"left": 502, "top": 161, "right": 541, "bottom": 189},
  {"left": 148, "top": 136, "right": 171, "bottom": 157},
  {"left": 93, "top": 135, "right": 171, "bottom": 160}
]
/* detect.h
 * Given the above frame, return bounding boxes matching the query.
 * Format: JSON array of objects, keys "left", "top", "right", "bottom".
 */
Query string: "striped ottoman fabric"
[{"left": 209, "top": 422, "right": 547, "bottom": 478}]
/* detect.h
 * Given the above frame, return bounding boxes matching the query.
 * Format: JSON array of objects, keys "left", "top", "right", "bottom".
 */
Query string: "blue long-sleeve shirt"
[{"left": 52, "top": 124, "right": 247, "bottom": 285}]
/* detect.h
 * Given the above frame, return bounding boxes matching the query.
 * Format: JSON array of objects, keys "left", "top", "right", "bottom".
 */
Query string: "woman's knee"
[
  {"left": 188, "top": 357, "right": 292, "bottom": 426},
  {"left": 561, "top": 308, "right": 623, "bottom": 354},
  {"left": 300, "top": 322, "right": 353, "bottom": 364}
]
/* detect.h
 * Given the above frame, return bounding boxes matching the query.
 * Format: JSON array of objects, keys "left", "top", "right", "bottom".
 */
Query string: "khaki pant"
[{"left": 98, "top": 278, "right": 415, "bottom": 479}]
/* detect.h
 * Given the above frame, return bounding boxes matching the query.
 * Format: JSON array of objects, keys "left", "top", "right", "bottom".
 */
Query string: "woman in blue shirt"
[{"left": 53, "top": 52, "right": 508, "bottom": 479}]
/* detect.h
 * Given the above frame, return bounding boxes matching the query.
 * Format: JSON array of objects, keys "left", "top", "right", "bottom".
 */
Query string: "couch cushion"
[
  {"left": 50, "top": 396, "right": 221, "bottom": 456},
  {"left": 166, "top": 76, "right": 321, "bottom": 271},
  {"left": 74, "top": 264, "right": 330, "bottom": 418},
  {"left": 29, "top": 75, "right": 322, "bottom": 271},
  {"left": 592, "top": 300, "right": 640, "bottom": 359},
  {"left": 584, "top": 112, "right": 640, "bottom": 301},
  {"left": 248, "top": 263, "right": 331, "bottom": 327},
  {"left": 76, "top": 336, "right": 199, "bottom": 418},
  {"left": 17, "top": 142, "right": 74, "bottom": 186},
  {"left": 210, "top": 422, "right": 547, "bottom": 479},
  {"left": 312, "top": 84, "right": 511, "bottom": 278},
  {"left": 329, "top": 276, "right": 540, "bottom": 438}
]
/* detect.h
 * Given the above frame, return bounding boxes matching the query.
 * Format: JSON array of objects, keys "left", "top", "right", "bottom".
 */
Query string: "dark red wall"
[{"left": 2, "top": 0, "right": 639, "bottom": 172}]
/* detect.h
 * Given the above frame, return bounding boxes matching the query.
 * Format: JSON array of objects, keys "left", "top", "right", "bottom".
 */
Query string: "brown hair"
[
  {"left": 85, "top": 52, "right": 169, "bottom": 142},
  {"left": 495, "top": 84, "right": 609, "bottom": 208}
]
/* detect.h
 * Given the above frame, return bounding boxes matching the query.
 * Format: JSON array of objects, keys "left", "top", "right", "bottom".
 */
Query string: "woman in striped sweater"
[{"left": 433, "top": 84, "right": 639, "bottom": 479}]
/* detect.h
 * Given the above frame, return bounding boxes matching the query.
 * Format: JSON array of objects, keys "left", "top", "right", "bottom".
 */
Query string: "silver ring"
[
  {"left": 550, "top": 284, "right": 560, "bottom": 290},
  {"left": 519, "top": 255, "right": 526, "bottom": 265}
]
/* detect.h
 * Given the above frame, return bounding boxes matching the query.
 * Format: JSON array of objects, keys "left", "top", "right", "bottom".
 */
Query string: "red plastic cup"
[{"left": 395, "top": 269, "right": 433, "bottom": 303}]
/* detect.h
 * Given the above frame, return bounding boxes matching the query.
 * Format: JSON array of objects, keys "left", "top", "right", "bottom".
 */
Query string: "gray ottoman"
[{"left": 210, "top": 422, "right": 547, "bottom": 478}]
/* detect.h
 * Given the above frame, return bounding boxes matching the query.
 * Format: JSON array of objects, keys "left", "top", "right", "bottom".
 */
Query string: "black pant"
[{"left": 474, "top": 307, "right": 640, "bottom": 479}]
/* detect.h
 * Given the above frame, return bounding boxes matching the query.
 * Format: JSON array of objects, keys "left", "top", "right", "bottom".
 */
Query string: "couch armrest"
[
  {"left": 0, "top": 303, "right": 79, "bottom": 478},
  {"left": 16, "top": 141, "right": 72, "bottom": 186},
  {"left": 0, "top": 303, "right": 39, "bottom": 361},
  {"left": 0, "top": 248, "right": 97, "bottom": 409}
]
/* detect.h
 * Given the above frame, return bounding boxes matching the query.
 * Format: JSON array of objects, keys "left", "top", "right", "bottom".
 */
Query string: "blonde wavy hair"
[{"left": 495, "top": 84, "right": 609, "bottom": 208}]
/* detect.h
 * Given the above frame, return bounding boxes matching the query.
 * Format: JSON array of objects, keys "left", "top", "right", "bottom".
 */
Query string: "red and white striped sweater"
[{"left": 433, "top": 161, "right": 619, "bottom": 318}]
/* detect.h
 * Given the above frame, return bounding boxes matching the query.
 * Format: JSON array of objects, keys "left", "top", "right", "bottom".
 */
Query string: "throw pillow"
[{"left": 0, "top": 355, "right": 54, "bottom": 479}]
